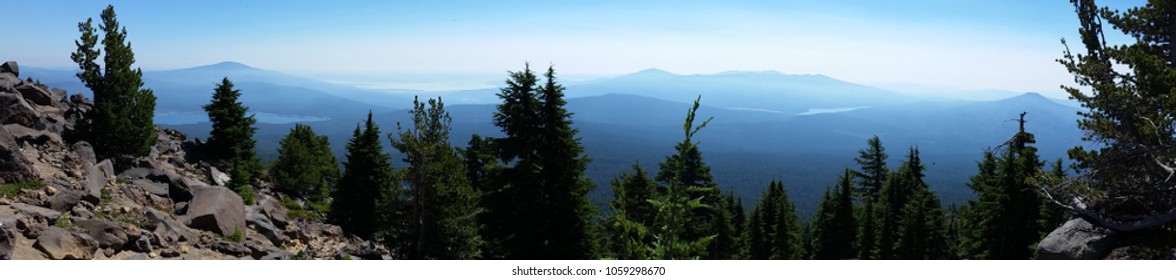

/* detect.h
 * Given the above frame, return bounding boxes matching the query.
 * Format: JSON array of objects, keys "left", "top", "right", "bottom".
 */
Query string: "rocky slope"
[{"left": 0, "top": 60, "right": 387, "bottom": 260}]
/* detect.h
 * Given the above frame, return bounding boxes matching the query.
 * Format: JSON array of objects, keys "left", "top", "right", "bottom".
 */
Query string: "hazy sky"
[{"left": 3, "top": 1, "right": 1146, "bottom": 96}]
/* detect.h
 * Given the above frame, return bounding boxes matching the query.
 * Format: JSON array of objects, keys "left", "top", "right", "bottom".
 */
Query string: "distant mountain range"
[{"left": 20, "top": 62, "right": 1086, "bottom": 215}]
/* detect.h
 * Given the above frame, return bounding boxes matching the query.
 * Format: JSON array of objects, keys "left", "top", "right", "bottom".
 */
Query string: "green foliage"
[
  {"left": 329, "top": 112, "right": 400, "bottom": 240},
  {"left": 810, "top": 169, "right": 857, "bottom": 259},
  {"left": 603, "top": 163, "right": 660, "bottom": 259},
  {"left": 391, "top": 96, "right": 484, "bottom": 259},
  {"left": 645, "top": 96, "right": 721, "bottom": 260},
  {"left": 280, "top": 196, "right": 325, "bottom": 221},
  {"left": 474, "top": 64, "right": 599, "bottom": 259},
  {"left": 203, "top": 78, "right": 261, "bottom": 204},
  {"left": 100, "top": 188, "right": 112, "bottom": 203},
  {"left": 747, "top": 180, "right": 804, "bottom": 259},
  {"left": 875, "top": 147, "right": 940, "bottom": 259},
  {"left": 227, "top": 158, "right": 255, "bottom": 205},
  {"left": 853, "top": 136, "right": 889, "bottom": 199},
  {"left": 223, "top": 228, "right": 244, "bottom": 243},
  {"left": 961, "top": 114, "right": 1044, "bottom": 259},
  {"left": 0, "top": 179, "right": 44, "bottom": 198},
  {"left": 1058, "top": 0, "right": 1176, "bottom": 219},
  {"left": 71, "top": 5, "right": 157, "bottom": 160},
  {"left": 851, "top": 136, "right": 887, "bottom": 259},
  {"left": 271, "top": 124, "right": 339, "bottom": 203},
  {"left": 602, "top": 165, "right": 653, "bottom": 260}
]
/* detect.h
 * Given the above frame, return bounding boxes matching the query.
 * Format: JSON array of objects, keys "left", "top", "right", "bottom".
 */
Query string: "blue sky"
[{"left": 3, "top": 1, "right": 1146, "bottom": 95}]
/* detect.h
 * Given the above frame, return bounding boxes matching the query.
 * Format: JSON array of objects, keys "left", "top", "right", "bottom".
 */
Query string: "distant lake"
[{"left": 155, "top": 111, "right": 329, "bottom": 125}]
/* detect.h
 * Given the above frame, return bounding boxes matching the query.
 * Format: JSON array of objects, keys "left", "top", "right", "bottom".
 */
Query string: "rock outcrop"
[
  {"left": 0, "top": 60, "right": 385, "bottom": 259},
  {"left": 1036, "top": 218, "right": 1119, "bottom": 260},
  {"left": 186, "top": 186, "right": 246, "bottom": 236},
  {"left": 34, "top": 227, "right": 98, "bottom": 260}
]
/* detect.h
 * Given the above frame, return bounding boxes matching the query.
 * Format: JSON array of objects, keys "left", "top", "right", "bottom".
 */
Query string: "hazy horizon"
[{"left": 5, "top": 1, "right": 1149, "bottom": 98}]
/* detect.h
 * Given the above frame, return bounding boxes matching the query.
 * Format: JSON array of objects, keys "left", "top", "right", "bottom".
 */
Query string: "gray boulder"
[
  {"left": 0, "top": 121, "right": 35, "bottom": 183},
  {"left": 131, "top": 179, "right": 169, "bottom": 197},
  {"left": 78, "top": 219, "right": 129, "bottom": 251},
  {"left": 71, "top": 141, "right": 96, "bottom": 165},
  {"left": 246, "top": 205, "right": 287, "bottom": 246},
  {"left": 15, "top": 83, "right": 52, "bottom": 106},
  {"left": 4, "top": 123, "right": 62, "bottom": 146},
  {"left": 211, "top": 240, "right": 251, "bottom": 257},
  {"left": 186, "top": 186, "right": 245, "bottom": 236},
  {"left": 143, "top": 208, "right": 189, "bottom": 248},
  {"left": 0, "top": 220, "right": 13, "bottom": 260},
  {"left": 1, "top": 61, "right": 17, "bottom": 76},
  {"left": 34, "top": 227, "right": 98, "bottom": 260},
  {"left": 12, "top": 202, "right": 62, "bottom": 222},
  {"left": 83, "top": 161, "right": 108, "bottom": 202},
  {"left": 163, "top": 169, "right": 199, "bottom": 202},
  {"left": 128, "top": 234, "right": 152, "bottom": 253},
  {"left": 47, "top": 189, "right": 89, "bottom": 212},
  {"left": 207, "top": 166, "right": 230, "bottom": 186},
  {"left": 1037, "top": 217, "right": 1119, "bottom": 260},
  {"left": 120, "top": 167, "right": 165, "bottom": 180},
  {"left": 257, "top": 196, "right": 289, "bottom": 228},
  {"left": 0, "top": 91, "right": 41, "bottom": 129}
]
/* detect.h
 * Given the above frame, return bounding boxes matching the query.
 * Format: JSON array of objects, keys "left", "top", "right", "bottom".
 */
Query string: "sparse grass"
[
  {"left": 281, "top": 196, "right": 326, "bottom": 222},
  {"left": 0, "top": 179, "right": 45, "bottom": 198},
  {"left": 223, "top": 228, "right": 244, "bottom": 243},
  {"left": 53, "top": 214, "right": 82, "bottom": 230},
  {"left": 93, "top": 209, "right": 141, "bottom": 227},
  {"left": 292, "top": 250, "right": 309, "bottom": 260},
  {"left": 100, "top": 188, "right": 113, "bottom": 203}
]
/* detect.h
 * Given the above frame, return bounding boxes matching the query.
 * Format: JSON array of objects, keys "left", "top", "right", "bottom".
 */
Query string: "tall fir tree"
[
  {"left": 475, "top": 64, "right": 598, "bottom": 259},
  {"left": 747, "top": 180, "right": 804, "bottom": 259},
  {"left": 875, "top": 147, "right": 926, "bottom": 259},
  {"left": 769, "top": 180, "right": 804, "bottom": 260},
  {"left": 653, "top": 96, "right": 730, "bottom": 259},
  {"left": 649, "top": 96, "right": 715, "bottom": 259},
  {"left": 852, "top": 136, "right": 888, "bottom": 259},
  {"left": 811, "top": 169, "right": 858, "bottom": 260},
  {"left": 202, "top": 77, "right": 260, "bottom": 204},
  {"left": 391, "top": 97, "right": 483, "bottom": 260},
  {"left": 330, "top": 112, "right": 401, "bottom": 240},
  {"left": 965, "top": 113, "right": 1044, "bottom": 259},
  {"left": 603, "top": 164, "right": 658, "bottom": 260},
  {"left": 71, "top": 5, "right": 157, "bottom": 160},
  {"left": 461, "top": 134, "right": 508, "bottom": 258},
  {"left": 271, "top": 124, "right": 339, "bottom": 203}
]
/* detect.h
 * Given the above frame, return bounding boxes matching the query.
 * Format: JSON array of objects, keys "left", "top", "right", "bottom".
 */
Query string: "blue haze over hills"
[{"left": 19, "top": 62, "right": 1084, "bottom": 215}]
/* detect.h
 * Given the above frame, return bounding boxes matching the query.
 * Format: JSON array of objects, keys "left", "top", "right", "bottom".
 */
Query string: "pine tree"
[
  {"left": 652, "top": 95, "right": 730, "bottom": 259},
  {"left": 203, "top": 77, "right": 261, "bottom": 204},
  {"left": 747, "top": 206, "right": 768, "bottom": 259},
  {"left": 476, "top": 64, "right": 598, "bottom": 259},
  {"left": 769, "top": 180, "right": 804, "bottom": 260},
  {"left": 965, "top": 113, "right": 1044, "bottom": 259},
  {"left": 391, "top": 97, "right": 483, "bottom": 259},
  {"left": 271, "top": 124, "right": 339, "bottom": 203},
  {"left": 852, "top": 136, "right": 888, "bottom": 259},
  {"left": 875, "top": 147, "right": 926, "bottom": 259},
  {"left": 330, "top": 112, "right": 400, "bottom": 240},
  {"left": 1039, "top": 159, "right": 1070, "bottom": 235},
  {"left": 1058, "top": 0, "right": 1176, "bottom": 223},
  {"left": 649, "top": 96, "right": 714, "bottom": 260},
  {"left": 603, "top": 165, "right": 657, "bottom": 260},
  {"left": 811, "top": 169, "right": 857, "bottom": 259},
  {"left": 461, "top": 134, "right": 507, "bottom": 258},
  {"left": 726, "top": 193, "right": 747, "bottom": 259},
  {"left": 71, "top": 5, "right": 157, "bottom": 160}
]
